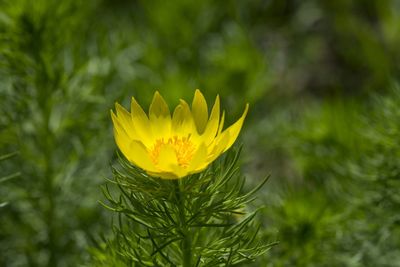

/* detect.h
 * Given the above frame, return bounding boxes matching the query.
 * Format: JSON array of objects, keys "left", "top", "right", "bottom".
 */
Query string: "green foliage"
[
  {"left": 239, "top": 0, "right": 400, "bottom": 97},
  {"left": 0, "top": 152, "right": 20, "bottom": 208},
  {"left": 339, "top": 86, "right": 400, "bottom": 266},
  {"left": 258, "top": 86, "right": 400, "bottom": 266},
  {"left": 262, "top": 190, "right": 339, "bottom": 266},
  {"left": 0, "top": 0, "right": 120, "bottom": 266},
  {"left": 92, "top": 148, "right": 273, "bottom": 266},
  {"left": 1, "top": 0, "right": 400, "bottom": 265}
]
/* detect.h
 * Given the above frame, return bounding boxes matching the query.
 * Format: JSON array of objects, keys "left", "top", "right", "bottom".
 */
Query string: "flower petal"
[
  {"left": 112, "top": 111, "right": 157, "bottom": 171},
  {"left": 111, "top": 110, "right": 131, "bottom": 154},
  {"left": 127, "top": 140, "right": 158, "bottom": 172},
  {"left": 149, "top": 91, "right": 170, "bottom": 118},
  {"left": 172, "top": 99, "right": 196, "bottom": 136},
  {"left": 201, "top": 95, "right": 220, "bottom": 145},
  {"left": 188, "top": 142, "right": 208, "bottom": 171},
  {"left": 131, "top": 96, "right": 153, "bottom": 146},
  {"left": 149, "top": 91, "right": 171, "bottom": 139},
  {"left": 220, "top": 103, "right": 249, "bottom": 153},
  {"left": 115, "top": 103, "right": 138, "bottom": 140},
  {"left": 112, "top": 91, "right": 249, "bottom": 179},
  {"left": 157, "top": 145, "right": 177, "bottom": 172},
  {"left": 171, "top": 104, "right": 185, "bottom": 132},
  {"left": 218, "top": 110, "right": 225, "bottom": 135},
  {"left": 206, "top": 130, "right": 230, "bottom": 164},
  {"left": 191, "top": 89, "right": 208, "bottom": 134}
]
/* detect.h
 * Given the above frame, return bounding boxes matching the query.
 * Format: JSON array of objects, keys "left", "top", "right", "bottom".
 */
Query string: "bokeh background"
[{"left": 1, "top": 0, "right": 400, "bottom": 266}]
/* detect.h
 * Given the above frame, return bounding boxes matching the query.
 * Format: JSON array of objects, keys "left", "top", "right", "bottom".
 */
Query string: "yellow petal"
[
  {"left": 218, "top": 110, "right": 225, "bottom": 135},
  {"left": 220, "top": 103, "right": 249, "bottom": 153},
  {"left": 171, "top": 104, "right": 185, "bottom": 133},
  {"left": 113, "top": 127, "right": 131, "bottom": 159},
  {"left": 112, "top": 111, "right": 156, "bottom": 171},
  {"left": 113, "top": 123, "right": 131, "bottom": 156},
  {"left": 191, "top": 89, "right": 208, "bottom": 134},
  {"left": 157, "top": 145, "right": 177, "bottom": 172},
  {"left": 149, "top": 91, "right": 171, "bottom": 139},
  {"left": 111, "top": 110, "right": 130, "bottom": 146},
  {"left": 115, "top": 103, "right": 138, "bottom": 140},
  {"left": 112, "top": 91, "right": 249, "bottom": 179},
  {"left": 172, "top": 99, "right": 196, "bottom": 136},
  {"left": 188, "top": 142, "right": 208, "bottom": 171},
  {"left": 150, "top": 140, "right": 195, "bottom": 179},
  {"left": 126, "top": 140, "right": 158, "bottom": 172},
  {"left": 206, "top": 130, "right": 230, "bottom": 164},
  {"left": 201, "top": 95, "right": 220, "bottom": 145},
  {"left": 149, "top": 91, "right": 170, "bottom": 118},
  {"left": 131, "top": 96, "right": 153, "bottom": 146}
]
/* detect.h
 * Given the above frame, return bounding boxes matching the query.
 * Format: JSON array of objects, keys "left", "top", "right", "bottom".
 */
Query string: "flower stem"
[{"left": 174, "top": 180, "right": 192, "bottom": 267}]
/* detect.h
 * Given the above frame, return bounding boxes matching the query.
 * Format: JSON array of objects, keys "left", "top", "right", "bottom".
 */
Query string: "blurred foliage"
[
  {"left": 0, "top": 152, "right": 20, "bottom": 208},
  {"left": 0, "top": 0, "right": 120, "bottom": 266},
  {"left": 257, "top": 87, "right": 400, "bottom": 266},
  {"left": 0, "top": 0, "right": 400, "bottom": 266}
]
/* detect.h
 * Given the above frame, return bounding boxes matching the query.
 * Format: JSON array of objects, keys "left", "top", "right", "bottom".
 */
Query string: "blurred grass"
[{"left": 1, "top": 0, "right": 400, "bottom": 266}]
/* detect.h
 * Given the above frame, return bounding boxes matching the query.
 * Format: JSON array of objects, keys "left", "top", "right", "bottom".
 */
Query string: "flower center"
[{"left": 150, "top": 135, "right": 196, "bottom": 168}]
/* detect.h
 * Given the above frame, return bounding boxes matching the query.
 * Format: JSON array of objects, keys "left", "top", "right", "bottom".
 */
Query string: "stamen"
[{"left": 149, "top": 136, "right": 196, "bottom": 168}]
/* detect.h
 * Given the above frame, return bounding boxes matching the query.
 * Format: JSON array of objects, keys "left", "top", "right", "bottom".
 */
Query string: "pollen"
[{"left": 150, "top": 135, "right": 196, "bottom": 168}]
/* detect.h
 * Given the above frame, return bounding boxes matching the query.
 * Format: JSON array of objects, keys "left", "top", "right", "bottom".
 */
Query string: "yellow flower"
[{"left": 111, "top": 90, "right": 248, "bottom": 179}]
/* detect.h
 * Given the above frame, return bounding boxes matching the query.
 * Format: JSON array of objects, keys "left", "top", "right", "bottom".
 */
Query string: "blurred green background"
[{"left": 1, "top": 0, "right": 400, "bottom": 266}]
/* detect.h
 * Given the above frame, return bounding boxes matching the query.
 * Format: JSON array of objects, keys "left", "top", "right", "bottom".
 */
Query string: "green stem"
[{"left": 175, "top": 180, "right": 192, "bottom": 267}]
